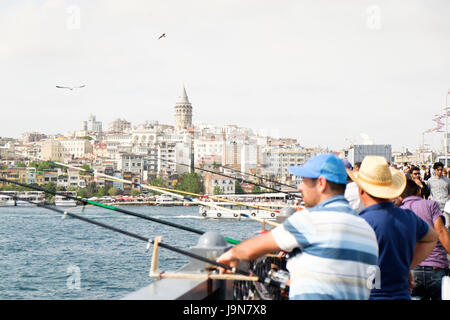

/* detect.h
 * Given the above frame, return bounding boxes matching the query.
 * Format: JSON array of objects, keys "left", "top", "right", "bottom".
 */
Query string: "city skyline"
[{"left": 1, "top": 1, "right": 449, "bottom": 153}]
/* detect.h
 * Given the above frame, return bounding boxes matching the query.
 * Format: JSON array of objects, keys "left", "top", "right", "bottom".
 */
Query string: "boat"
[
  {"left": 54, "top": 191, "right": 78, "bottom": 207},
  {"left": 198, "top": 193, "right": 302, "bottom": 220},
  {"left": 156, "top": 194, "right": 177, "bottom": 206},
  {"left": 0, "top": 191, "right": 46, "bottom": 206},
  {"left": 15, "top": 191, "right": 45, "bottom": 206},
  {"left": 199, "top": 202, "right": 282, "bottom": 219},
  {"left": 0, "top": 191, "right": 17, "bottom": 206}
]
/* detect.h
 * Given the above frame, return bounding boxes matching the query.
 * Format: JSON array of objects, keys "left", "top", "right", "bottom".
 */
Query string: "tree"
[
  {"left": 175, "top": 172, "right": 204, "bottom": 194},
  {"left": 212, "top": 161, "right": 220, "bottom": 170},
  {"left": 86, "top": 182, "right": 97, "bottom": 197},
  {"left": 56, "top": 185, "right": 67, "bottom": 192},
  {"left": 213, "top": 186, "right": 222, "bottom": 195},
  {"left": 235, "top": 181, "right": 246, "bottom": 194},
  {"left": 81, "top": 164, "right": 92, "bottom": 175},
  {"left": 131, "top": 189, "right": 141, "bottom": 196},
  {"left": 251, "top": 185, "right": 262, "bottom": 194},
  {"left": 108, "top": 186, "right": 119, "bottom": 197},
  {"left": 150, "top": 177, "right": 166, "bottom": 187},
  {"left": 78, "top": 188, "right": 90, "bottom": 199},
  {"left": 96, "top": 186, "right": 108, "bottom": 198},
  {"left": 45, "top": 182, "right": 57, "bottom": 193},
  {"left": 148, "top": 177, "right": 166, "bottom": 195},
  {"left": 29, "top": 161, "right": 59, "bottom": 172}
]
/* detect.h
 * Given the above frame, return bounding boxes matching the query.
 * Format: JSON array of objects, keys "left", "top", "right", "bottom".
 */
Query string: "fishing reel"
[{"left": 232, "top": 253, "right": 289, "bottom": 300}]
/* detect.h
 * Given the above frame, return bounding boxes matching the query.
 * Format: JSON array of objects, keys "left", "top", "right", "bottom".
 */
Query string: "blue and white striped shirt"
[{"left": 271, "top": 195, "right": 379, "bottom": 300}]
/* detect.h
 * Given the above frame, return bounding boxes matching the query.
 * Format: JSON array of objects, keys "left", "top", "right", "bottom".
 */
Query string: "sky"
[{"left": 1, "top": 0, "right": 449, "bottom": 153}]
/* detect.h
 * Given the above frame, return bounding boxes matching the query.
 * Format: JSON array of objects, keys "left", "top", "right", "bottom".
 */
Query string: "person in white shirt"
[{"left": 343, "top": 159, "right": 365, "bottom": 214}]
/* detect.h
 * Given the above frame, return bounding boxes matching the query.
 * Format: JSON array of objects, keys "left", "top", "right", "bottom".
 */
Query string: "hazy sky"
[{"left": 1, "top": 0, "right": 449, "bottom": 152}]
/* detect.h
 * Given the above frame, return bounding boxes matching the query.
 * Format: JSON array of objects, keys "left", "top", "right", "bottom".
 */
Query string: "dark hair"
[
  {"left": 354, "top": 162, "right": 362, "bottom": 170},
  {"left": 401, "top": 179, "right": 420, "bottom": 199},
  {"left": 434, "top": 162, "right": 444, "bottom": 170},
  {"left": 409, "top": 166, "right": 420, "bottom": 174},
  {"left": 308, "top": 178, "right": 346, "bottom": 195},
  {"left": 328, "top": 181, "right": 346, "bottom": 194}
]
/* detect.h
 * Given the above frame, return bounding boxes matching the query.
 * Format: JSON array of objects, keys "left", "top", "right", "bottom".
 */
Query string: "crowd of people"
[{"left": 216, "top": 154, "right": 450, "bottom": 300}]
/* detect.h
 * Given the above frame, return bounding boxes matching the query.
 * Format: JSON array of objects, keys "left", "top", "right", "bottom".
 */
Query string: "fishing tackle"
[
  {"left": 156, "top": 156, "right": 302, "bottom": 199},
  {"left": 6, "top": 194, "right": 289, "bottom": 290},
  {"left": 0, "top": 178, "right": 241, "bottom": 244}
]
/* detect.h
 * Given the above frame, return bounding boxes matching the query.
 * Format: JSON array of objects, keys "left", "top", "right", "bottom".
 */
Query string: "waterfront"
[{"left": 0, "top": 205, "right": 262, "bottom": 300}]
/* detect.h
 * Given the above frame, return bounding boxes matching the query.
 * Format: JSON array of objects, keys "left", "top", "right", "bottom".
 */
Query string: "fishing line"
[
  {"left": 156, "top": 156, "right": 302, "bottom": 199},
  {"left": 40, "top": 160, "right": 282, "bottom": 226},
  {"left": 219, "top": 163, "right": 297, "bottom": 189},
  {"left": 0, "top": 178, "right": 240, "bottom": 245},
  {"left": 5, "top": 194, "right": 287, "bottom": 289},
  {"left": 84, "top": 173, "right": 294, "bottom": 213}
]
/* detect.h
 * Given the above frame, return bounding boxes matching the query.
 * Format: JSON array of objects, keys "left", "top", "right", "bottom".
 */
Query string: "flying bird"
[
  {"left": 158, "top": 33, "right": 166, "bottom": 40},
  {"left": 56, "top": 85, "right": 86, "bottom": 90}
]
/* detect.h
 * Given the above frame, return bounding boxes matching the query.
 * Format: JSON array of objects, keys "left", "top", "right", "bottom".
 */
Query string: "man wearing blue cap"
[{"left": 217, "top": 154, "right": 379, "bottom": 300}]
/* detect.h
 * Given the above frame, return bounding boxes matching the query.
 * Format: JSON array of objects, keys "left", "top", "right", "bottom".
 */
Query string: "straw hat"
[{"left": 346, "top": 156, "right": 406, "bottom": 199}]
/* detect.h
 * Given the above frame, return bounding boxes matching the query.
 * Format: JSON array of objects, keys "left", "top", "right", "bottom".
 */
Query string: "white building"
[
  {"left": 262, "top": 145, "right": 306, "bottom": 180},
  {"left": 40, "top": 139, "right": 63, "bottom": 161},
  {"left": 241, "top": 143, "right": 259, "bottom": 174},
  {"left": 204, "top": 173, "right": 235, "bottom": 195},
  {"left": 59, "top": 139, "right": 93, "bottom": 159},
  {"left": 117, "top": 153, "right": 145, "bottom": 176},
  {"left": 108, "top": 119, "right": 131, "bottom": 133},
  {"left": 81, "top": 114, "right": 103, "bottom": 132}
]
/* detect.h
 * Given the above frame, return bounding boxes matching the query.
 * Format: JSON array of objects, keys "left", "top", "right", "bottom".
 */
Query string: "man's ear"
[
  {"left": 358, "top": 187, "right": 364, "bottom": 196},
  {"left": 317, "top": 176, "right": 327, "bottom": 193}
]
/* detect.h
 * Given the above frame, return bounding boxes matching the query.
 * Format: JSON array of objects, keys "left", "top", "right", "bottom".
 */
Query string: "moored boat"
[
  {"left": 54, "top": 191, "right": 78, "bottom": 207},
  {"left": 16, "top": 191, "right": 45, "bottom": 206},
  {"left": 198, "top": 193, "right": 301, "bottom": 220},
  {"left": 199, "top": 202, "right": 281, "bottom": 220},
  {"left": 0, "top": 192, "right": 16, "bottom": 206}
]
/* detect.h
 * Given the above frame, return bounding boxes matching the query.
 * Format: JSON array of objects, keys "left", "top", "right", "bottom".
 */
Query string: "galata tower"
[{"left": 174, "top": 85, "right": 193, "bottom": 132}]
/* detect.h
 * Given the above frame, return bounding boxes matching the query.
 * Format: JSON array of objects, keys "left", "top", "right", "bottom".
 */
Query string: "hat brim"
[
  {"left": 346, "top": 168, "right": 406, "bottom": 199},
  {"left": 288, "top": 166, "right": 318, "bottom": 179}
]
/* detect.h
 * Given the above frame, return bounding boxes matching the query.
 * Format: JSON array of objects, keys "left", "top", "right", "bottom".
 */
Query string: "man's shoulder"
[
  {"left": 361, "top": 203, "right": 409, "bottom": 219},
  {"left": 427, "top": 176, "right": 437, "bottom": 183}
]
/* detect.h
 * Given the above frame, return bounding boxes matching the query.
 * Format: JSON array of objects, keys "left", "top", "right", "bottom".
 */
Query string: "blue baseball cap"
[{"left": 288, "top": 154, "right": 348, "bottom": 185}]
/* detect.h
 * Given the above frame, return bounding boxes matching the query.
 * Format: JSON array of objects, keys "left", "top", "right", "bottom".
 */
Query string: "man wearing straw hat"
[
  {"left": 347, "top": 156, "right": 438, "bottom": 300},
  {"left": 217, "top": 153, "right": 379, "bottom": 300}
]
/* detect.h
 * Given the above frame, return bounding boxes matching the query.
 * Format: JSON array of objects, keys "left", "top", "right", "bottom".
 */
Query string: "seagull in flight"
[
  {"left": 158, "top": 33, "right": 166, "bottom": 40},
  {"left": 56, "top": 85, "right": 86, "bottom": 90}
]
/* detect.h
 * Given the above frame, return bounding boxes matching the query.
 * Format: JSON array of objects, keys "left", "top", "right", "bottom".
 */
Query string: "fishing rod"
[
  {"left": 218, "top": 164, "right": 298, "bottom": 190},
  {"left": 17, "top": 152, "right": 299, "bottom": 200},
  {"left": 156, "top": 156, "right": 302, "bottom": 199},
  {"left": 5, "top": 194, "right": 287, "bottom": 289},
  {"left": 82, "top": 174, "right": 294, "bottom": 211},
  {"left": 34, "top": 158, "right": 281, "bottom": 226},
  {"left": 0, "top": 177, "right": 241, "bottom": 245},
  {"left": 15, "top": 155, "right": 284, "bottom": 225},
  {"left": 90, "top": 170, "right": 281, "bottom": 227}
]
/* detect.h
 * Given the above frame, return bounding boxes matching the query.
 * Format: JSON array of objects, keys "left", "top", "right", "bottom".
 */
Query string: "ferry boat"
[
  {"left": 54, "top": 191, "right": 78, "bottom": 207},
  {"left": 198, "top": 193, "right": 301, "bottom": 220},
  {"left": 198, "top": 202, "right": 282, "bottom": 219},
  {"left": 0, "top": 191, "right": 17, "bottom": 206},
  {"left": 0, "top": 191, "right": 45, "bottom": 206},
  {"left": 17, "top": 191, "right": 45, "bottom": 206}
]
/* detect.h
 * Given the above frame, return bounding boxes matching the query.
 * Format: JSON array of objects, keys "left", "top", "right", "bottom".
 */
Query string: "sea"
[{"left": 0, "top": 204, "right": 262, "bottom": 300}]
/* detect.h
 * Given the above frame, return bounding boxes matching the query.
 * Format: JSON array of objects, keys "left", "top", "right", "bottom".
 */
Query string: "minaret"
[{"left": 174, "top": 85, "right": 193, "bottom": 132}]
